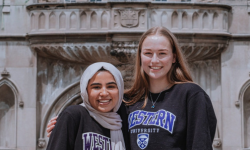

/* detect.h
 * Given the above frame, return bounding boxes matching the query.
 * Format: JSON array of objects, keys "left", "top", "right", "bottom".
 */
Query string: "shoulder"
[
  {"left": 172, "top": 82, "right": 208, "bottom": 100},
  {"left": 61, "top": 105, "right": 89, "bottom": 119},
  {"left": 174, "top": 82, "right": 203, "bottom": 92}
]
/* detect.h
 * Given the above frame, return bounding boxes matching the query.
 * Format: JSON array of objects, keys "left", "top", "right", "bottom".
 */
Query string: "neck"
[{"left": 149, "top": 77, "right": 171, "bottom": 93}]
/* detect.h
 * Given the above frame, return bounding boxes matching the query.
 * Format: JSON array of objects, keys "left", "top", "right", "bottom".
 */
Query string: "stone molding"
[
  {"left": 31, "top": 43, "right": 122, "bottom": 65},
  {"left": 32, "top": 41, "right": 227, "bottom": 64},
  {"left": 27, "top": 2, "right": 231, "bottom": 35}
]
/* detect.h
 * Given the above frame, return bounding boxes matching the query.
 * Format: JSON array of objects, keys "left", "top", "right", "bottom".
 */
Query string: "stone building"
[{"left": 0, "top": 0, "right": 249, "bottom": 149}]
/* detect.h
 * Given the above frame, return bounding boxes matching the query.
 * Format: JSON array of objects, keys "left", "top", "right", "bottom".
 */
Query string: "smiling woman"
[
  {"left": 46, "top": 62, "right": 127, "bottom": 150},
  {"left": 87, "top": 69, "right": 119, "bottom": 113}
]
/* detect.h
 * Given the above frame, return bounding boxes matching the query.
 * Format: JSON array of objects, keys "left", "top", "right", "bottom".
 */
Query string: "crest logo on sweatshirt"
[
  {"left": 82, "top": 132, "right": 111, "bottom": 150},
  {"left": 137, "top": 133, "right": 149, "bottom": 149}
]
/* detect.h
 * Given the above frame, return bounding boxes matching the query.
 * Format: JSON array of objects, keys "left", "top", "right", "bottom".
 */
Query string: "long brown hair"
[{"left": 124, "top": 27, "right": 193, "bottom": 108}]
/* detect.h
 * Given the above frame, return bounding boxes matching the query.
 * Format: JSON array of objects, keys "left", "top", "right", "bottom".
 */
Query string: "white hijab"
[{"left": 80, "top": 62, "right": 125, "bottom": 150}]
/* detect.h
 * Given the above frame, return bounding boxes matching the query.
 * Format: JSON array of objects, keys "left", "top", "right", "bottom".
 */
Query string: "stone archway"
[
  {"left": 0, "top": 79, "right": 18, "bottom": 149},
  {"left": 239, "top": 79, "right": 250, "bottom": 148},
  {"left": 38, "top": 82, "right": 82, "bottom": 148}
]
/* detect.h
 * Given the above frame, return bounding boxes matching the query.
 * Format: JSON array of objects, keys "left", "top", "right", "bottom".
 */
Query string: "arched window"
[{"left": 0, "top": 79, "right": 17, "bottom": 149}]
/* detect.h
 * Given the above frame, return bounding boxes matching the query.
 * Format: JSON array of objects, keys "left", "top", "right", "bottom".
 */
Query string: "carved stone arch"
[
  {"left": 161, "top": 11, "right": 168, "bottom": 28},
  {"left": 80, "top": 11, "right": 87, "bottom": 29},
  {"left": 238, "top": 79, "right": 250, "bottom": 148},
  {"left": 31, "top": 13, "right": 36, "bottom": 30},
  {"left": 213, "top": 12, "right": 219, "bottom": 29},
  {"left": 38, "top": 82, "right": 82, "bottom": 148},
  {"left": 192, "top": 12, "right": 199, "bottom": 29},
  {"left": 59, "top": 12, "right": 66, "bottom": 29},
  {"left": 223, "top": 12, "right": 228, "bottom": 30},
  {"left": 70, "top": 11, "right": 77, "bottom": 29},
  {"left": 101, "top": 11, "right": 108, "bottom": 29},
  {"left": 49, "top": 12, "right": 56, "bottom": 29},
  {"left": 39, "top": 12, "right": 45, "bottom": 29},
  {"left": 90, "top": 11, "right": 98, "bottom": 29},
  {"left": 182, "top": 11, "right": 188, "bottom": 29},
  {"left": 202, "top": 12, "right": 209, "bottom": 29},
  {"left": 0, "top": 78, "right": 19, "bottom": 149},
  {"left": 171, "top": 11, "right": 178, "bottom": 29},
  {"left": 151, "top": 11, "right": 157, "bottom": 27}
]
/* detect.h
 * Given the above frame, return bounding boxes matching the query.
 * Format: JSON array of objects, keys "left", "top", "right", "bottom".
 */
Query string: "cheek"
[
  {"left": 111, "top": 90, "right": 119, "bottom": 101},
  {"left": 88, "top": 91, "right": 98, "bottom": 103},
  {"left": 141, "top": 55, "right": 150, "bottom": 66}
]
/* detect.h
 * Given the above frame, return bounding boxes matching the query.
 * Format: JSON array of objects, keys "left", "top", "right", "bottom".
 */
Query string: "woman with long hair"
[
  {"left": 124, "top": 26, "right": 216, "bottom": 150},
  {"left": 47, "top": 27, "right": 216, "bottom": 150}
]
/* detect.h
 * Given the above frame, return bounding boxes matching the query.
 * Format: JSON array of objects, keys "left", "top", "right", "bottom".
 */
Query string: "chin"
[{"left": 98, "top": 108, "right": 112, "bottom": 113}]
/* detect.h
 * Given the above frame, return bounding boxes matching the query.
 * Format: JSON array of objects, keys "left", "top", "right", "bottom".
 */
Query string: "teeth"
[
  {"left": 151, "top": 67, "right": 161, "bottom": 69},
  {"left": 99, "top": 100, "right": 110, "bottom": 103}
]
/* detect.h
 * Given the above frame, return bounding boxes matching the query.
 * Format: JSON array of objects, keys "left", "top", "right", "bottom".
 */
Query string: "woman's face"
[
  {"left": 87, "top": 71, "right": 119, "bottom": 113},
  {"left": 141, "top": 34, "right": 176, "bottom": 81}
]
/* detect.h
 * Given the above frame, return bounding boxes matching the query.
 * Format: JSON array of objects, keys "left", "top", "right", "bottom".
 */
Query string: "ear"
[{"left": 172, "top": 53, "right": 176, "bottom": 63}]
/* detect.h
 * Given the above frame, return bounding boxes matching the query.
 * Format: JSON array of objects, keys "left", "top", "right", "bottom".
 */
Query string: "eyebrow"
[
  {"left": 142, "top": 49, "right": 169, "bottom": 51},
  {"left": 90, "top": 82, "right": 117, "bottom": 86}
]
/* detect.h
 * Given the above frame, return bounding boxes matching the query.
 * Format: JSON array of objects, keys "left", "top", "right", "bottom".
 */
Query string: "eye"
[
  {"left": 145, "top": 52, "right": 152, "bottom": 55},
  {"left": 92, "top": 86, "right": 101, "bottom": 89},
  {"left": 107, "top": 85, "right": 117, "bottom": 89},
  {"left": 159, "top": 52, "right": 166, "bottom": 55}
]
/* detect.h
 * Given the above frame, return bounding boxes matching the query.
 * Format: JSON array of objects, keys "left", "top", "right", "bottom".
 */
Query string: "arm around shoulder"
[{"left": 46, "top": 107, "right": 78, "bottom": 150}]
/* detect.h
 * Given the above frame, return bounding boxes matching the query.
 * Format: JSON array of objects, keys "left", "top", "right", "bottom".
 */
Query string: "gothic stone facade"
[{"left": 0, "top": 0, "right": 249, "bottom": 150}]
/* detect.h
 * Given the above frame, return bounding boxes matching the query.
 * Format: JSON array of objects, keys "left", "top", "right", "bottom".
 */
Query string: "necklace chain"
[
  {"left": 149, "top": 84, "right": 171, "bottom": 109},
  {"left": 150, "top": 92, "right": 162, "bottom": 108}
]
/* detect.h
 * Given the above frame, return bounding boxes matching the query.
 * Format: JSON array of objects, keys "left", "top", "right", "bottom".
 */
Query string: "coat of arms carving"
[{"left": 119, "top": 9, "right": 140, "bottom": 28}]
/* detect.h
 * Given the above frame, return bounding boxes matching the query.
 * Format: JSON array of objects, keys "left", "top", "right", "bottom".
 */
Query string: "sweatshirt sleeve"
[
  {"left": 186, "top": 92, "right": 217, "bottom": 150},
  {"left": 46, "top": 109, "right": 78, "bottom": 150}
]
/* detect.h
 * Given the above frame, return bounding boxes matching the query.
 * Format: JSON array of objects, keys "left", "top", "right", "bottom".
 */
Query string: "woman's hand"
[{"left": 46, "top": 116, "right": 58, "bottom": 137}]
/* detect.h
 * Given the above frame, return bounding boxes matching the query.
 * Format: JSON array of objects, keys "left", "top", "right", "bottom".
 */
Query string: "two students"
[{"left": 47, "top": 27, "right": 217, "bottom": 150}]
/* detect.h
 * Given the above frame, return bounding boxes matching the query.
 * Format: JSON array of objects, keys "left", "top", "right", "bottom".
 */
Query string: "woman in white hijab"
[{"left": 46, "top": 62, "right": 127, "bottom": 150}]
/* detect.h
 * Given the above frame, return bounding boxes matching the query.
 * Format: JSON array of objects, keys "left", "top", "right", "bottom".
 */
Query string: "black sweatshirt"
[
  {"left": 126, "top": 83, "right": 217, "bottom": 150},
  {"left": 46, "top": 103, "right": 130, "bottom": 150}
]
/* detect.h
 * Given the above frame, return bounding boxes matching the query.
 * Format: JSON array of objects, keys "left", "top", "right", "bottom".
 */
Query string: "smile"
[
  {"left": 150, "top": 66, "right": 162, "bottom": 70},
  {"left": 98, "top": 99, "right": 111, "bottom": 105}
]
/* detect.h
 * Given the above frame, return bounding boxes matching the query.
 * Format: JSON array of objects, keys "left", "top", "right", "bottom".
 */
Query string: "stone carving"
[
  {"left": 1, "top": 68, "right": 10, "bottom": 78},
  {"left": 0, "top": 80, "right": 17, "bottom": 149},
  {"left": 180, "top": 43, "right": 227, "bottom": 62},
  {"left": 32, "top": 43, "right": 122, "bottom": 65},
  {"left": 70, "top": 12, "right": 77, "bottom": 29},
  {"left": 116, "top": 64, "right": 135, "bottom": 89},
  {"left": 32, "top": 42, "right": 227, "bottom": 65},
  {"left": 119, "top": 8, "right": 140, "bottom": 28},
  {"left": 111, "top": 41, "right": 138, "bottom": 63},
  {"left": 248, "top": 0, "right": 250, "bottom": 13},
  {"left": 213, "top": 138, "right": 222, "bottom": 147},
  {"left": 91, "top": 11, "right": 98, "bottom": 29},
  {"left": 182, "top": 12, "right": 188, "bottom": 29},
  {"left": 39, "top": 13, "right": 45, "bottom": 29},
  {"left": 59, "top": 12, "right": 66, "bottom": 29},
  {"left": 38, "top": 138, "right": 46, "bottom": 148},
  {"left": 28, "top": 5, "right": 230, "bottom": 33},
  {"left": 172, "top": 11, "right": 178, "bottom": 29}
]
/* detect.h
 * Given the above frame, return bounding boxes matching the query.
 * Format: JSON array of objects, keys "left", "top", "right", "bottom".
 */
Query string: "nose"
[
  {"left": 151, "top": 53, "right": 159, "bottom": 63},
  {"left": 100, "top": 87, "right": 109, "bottom": 96}
]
